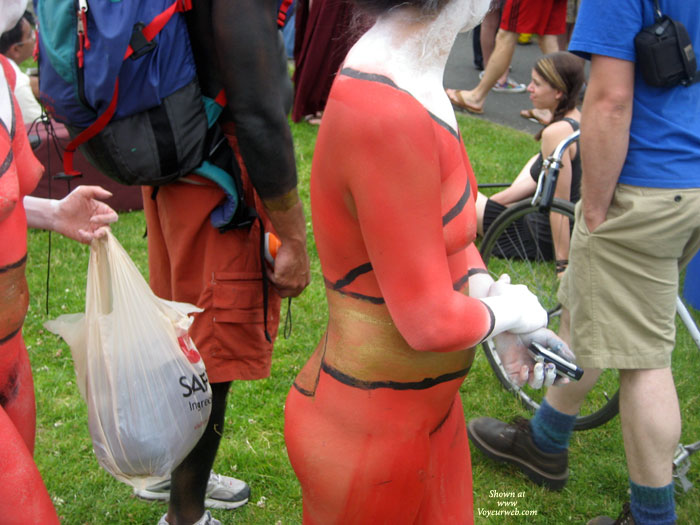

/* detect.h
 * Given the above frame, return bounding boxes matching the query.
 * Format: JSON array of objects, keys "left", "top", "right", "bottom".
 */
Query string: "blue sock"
[
  {"left": 629, "top": 480, "right": 676, "bottom": 525},
  {"left": 529, "top": 398, "right": 576, "bottom": 453}
]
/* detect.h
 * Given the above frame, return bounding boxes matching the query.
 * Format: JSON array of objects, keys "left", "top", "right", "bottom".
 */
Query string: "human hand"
[
  {"left": 262, "top": 194, "right": 310, "bottom": 298},
  {"left": 53, "top": 186, "right": 118, "bottom": 244},
  {"left": 480, "top": 274, "right": 548, "bottom": 335},
  {"left": 582, "top": 201, "right": 608, "bottom": 234},
  {"left": 266, "top": 238, "right": 310, "bottom": 298},
  {"left": 493, "top": 328, "right": 574, "bottom": 388}
]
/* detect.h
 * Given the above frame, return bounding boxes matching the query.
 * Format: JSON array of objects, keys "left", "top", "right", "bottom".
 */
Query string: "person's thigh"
[
  {"left": 285, "top": 380, "right": 425, "bottom": 524},
  {"left": 559, "top": 185, "right": 700, "bottom": 369},
  {"left": 0, "top": 404, "right": 59, "bottom": 524},
  {"left": 0, "top": 334, "right": 36, "bottom": 452},
  {"left": 415, "top": 394, "right": 473, "bottom": 525},
  {"left": 285, "top": 371, "right": 468, "bottom": 524}
]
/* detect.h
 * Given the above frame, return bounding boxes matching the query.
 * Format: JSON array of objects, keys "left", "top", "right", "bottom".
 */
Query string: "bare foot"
[{"left": 446, "top": 89, "right": 484, "bottom": 114}]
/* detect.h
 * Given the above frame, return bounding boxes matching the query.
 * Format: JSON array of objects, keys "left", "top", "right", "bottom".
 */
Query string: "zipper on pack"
[
  {"left": 76, "top": 0, "right": 90, "bottom": 66},
  {"left": 75, "top": 0, "right": 90, "bottom": 108}
]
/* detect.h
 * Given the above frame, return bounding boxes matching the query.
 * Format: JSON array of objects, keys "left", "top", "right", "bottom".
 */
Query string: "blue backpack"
[
  {"left": 35, "top": 0, "right": 292, "bottom": 229},
  {"left": 35, "top": 0, "right": 214, "bottom": 186}
]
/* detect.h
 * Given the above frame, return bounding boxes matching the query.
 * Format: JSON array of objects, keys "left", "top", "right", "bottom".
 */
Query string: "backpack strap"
[
  {"left": 61, "top": 0, "right": 193, "bottom": 178},
  {"left": 277, "top": 0, "right": 294, "bottom": 28}
]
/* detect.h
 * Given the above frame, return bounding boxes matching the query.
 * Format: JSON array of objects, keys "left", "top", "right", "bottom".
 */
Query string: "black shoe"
[
  {"left": 587, "top": 502, "right": 636, "bottom": 524},
  {"left": 467, "top": 417, "right": 569, "bottom": 490}
]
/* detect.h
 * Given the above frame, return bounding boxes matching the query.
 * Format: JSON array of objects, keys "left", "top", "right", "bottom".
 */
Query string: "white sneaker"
[
  {"left": 203, "top": 471, "right": 250, "bottom": 509},
  {"left": 137, "top": 471, "right": 250, "bottom": 510},
  {"left": 492, "top": 76, "right": 527, "bottom": 93},
  {"left": 158, "top": 510, "right": 221, "bottom": 525}
]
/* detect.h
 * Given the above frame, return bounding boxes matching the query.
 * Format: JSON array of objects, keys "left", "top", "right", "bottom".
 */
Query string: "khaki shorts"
[{"left": 558, "top": 184, "right": 700, "bottom": 369}]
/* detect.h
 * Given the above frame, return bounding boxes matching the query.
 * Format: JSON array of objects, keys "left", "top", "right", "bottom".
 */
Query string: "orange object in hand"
[{"left": 265, "top": 232, "right": 281, "bottom": 264}]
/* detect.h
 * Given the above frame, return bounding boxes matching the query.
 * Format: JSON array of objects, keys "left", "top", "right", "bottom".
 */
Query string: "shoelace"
[
  {"left": 511, "top": 416, "right": 531, "bottom": 433},
  {"left": 614, "top": 503, "right": 634, "bottom": 524}
]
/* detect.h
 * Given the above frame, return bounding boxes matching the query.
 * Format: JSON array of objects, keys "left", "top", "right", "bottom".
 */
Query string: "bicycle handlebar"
[{"left": 531, "top": 129, "right": 581, "bottom": 211}]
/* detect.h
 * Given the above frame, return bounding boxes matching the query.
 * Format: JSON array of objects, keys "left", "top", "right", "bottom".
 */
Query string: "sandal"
[
  {"left": 446, "top": 89, "right": 484, "bottom": 115},
  {"left": 519, "top": 108, "right": 550, "bottom": 126},
  {"left": 303, "top": 112, "right": 322, "bottom": 125}
]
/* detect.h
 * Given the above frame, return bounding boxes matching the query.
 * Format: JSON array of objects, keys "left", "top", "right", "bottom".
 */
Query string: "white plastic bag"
[{"left": 45, "top": 231, "right": 212, "bottom": 488}]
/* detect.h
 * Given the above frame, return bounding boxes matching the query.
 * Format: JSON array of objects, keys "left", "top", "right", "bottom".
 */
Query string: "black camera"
[
  {"left": 528, "top": 341, "right": 583, "bottom": 381},
  {"left": 634, "top": 0, "right": 699, "bottom": 88}
]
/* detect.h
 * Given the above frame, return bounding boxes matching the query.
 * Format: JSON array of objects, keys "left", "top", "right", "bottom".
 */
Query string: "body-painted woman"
[{"left": 283, "top": 1, "right": 575, "bottom": 523}]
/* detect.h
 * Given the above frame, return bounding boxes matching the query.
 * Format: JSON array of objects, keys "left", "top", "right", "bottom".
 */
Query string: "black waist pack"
[{"left": 634, "top": 1, "right": 699, "bottom": 88}]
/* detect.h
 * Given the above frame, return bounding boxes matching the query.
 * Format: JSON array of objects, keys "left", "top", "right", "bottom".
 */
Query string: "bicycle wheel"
[{"left": 479, "top": 198, "right": 620, "bottom": 431}]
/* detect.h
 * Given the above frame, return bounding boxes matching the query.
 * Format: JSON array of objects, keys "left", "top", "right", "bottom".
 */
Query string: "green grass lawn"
[{"left": 24, "top": 114, "right": 700, "bottom": 524}]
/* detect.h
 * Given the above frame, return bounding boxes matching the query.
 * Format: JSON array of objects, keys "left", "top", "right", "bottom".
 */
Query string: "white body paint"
[
  {"left": 1, "top": 0, "right": 29, "bottom": 33},
  {"left": 0, "top": 65, "right": 12, "bottom": 127},
  {"left": 344, "top": 0, "right": 490, "bottom": 129}
]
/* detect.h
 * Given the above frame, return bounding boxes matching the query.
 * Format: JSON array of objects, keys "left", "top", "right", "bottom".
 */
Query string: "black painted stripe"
[
  {"left": 324, "top": 277, "right": 386, "bottom": 304},
  {"left": 0, "top": 326, "right": 21, "bottom": 346},
  {"left": 452, "top": 273, "right": 469, "bottom": 292},
  {"left": 0, "top": 253, "right": 26, "bottom": 274},
  {"left": 292, "top": 382, "right": 315, "bottom": 397},
  {"left": 0, "top": 148, "right": 13, "bottom": 179},
  {"left": 330, "top": 262, "right": 374, "bottom": 290},
  {"left": 339, "top": 68, "right": 459, "bottom": 139},
  {"left": 431, "top": 112, "right": 460, "bottom": 139},
  {"left": 429, "top": 398, "right": 456, "bottom": 435},
  {"left": 340, "top": 68, "right": 398, "bottom": 89},
  {"left": 454, "top": 268, "right": 490, "bottom": 294},
  {"left": 442, "top": 177, "right": 471, "bottom": 226},
  {"left": 480, "top": 303, "right": 496, "bottom": 342},
  {"left": 322, "top": 361, "right": 470, "bottom": 391}
]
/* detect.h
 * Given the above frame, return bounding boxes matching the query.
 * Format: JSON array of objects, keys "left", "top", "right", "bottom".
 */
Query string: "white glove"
[
  {"left": 480, "top": 274, "right": 548, "bottom": 336},
  {"left": 492, "top": 327, "right": 576, "bottom": 389},
  {"left": 468, "top": 271, "right": 494, "bottom": 299}
]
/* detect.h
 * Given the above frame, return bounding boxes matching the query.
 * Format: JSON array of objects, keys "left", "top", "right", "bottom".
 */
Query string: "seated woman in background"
[
  {"left": 476, "top": 52, "right": 585, "bottom": 270},
  {"left": 283, "top": 1, "right": 575, "bottom": 524}
]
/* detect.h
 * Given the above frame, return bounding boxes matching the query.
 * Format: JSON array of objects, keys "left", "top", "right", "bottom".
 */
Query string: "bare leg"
[
  {"left": 557, "top": 22, "right": 576, "bottom": 51},
  {"left": 479, "top": 9, "right": 508, "bottom": 85},
  {"left": 166, "top": 381, "right": 231, "bottom": 525},
  {"left": 447, "top": 29, "right": 518, "bottom": 112},
  {"left": 619, "top": 367, "right": 680, "bottom": 487},
  {"left": 544, "top": 308, "right": 601, "bottom": 416},
  {"left": 538, "top": 34, "right": 561, "bottom": 54}
]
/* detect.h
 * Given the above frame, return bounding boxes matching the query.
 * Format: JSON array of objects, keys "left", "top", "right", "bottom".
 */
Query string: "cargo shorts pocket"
[
  {"left": 210, "top": 272, "right": 271, "bottom": 359},
  {"left": 212, "top": 272, "right": 265, "bottom": 324}
]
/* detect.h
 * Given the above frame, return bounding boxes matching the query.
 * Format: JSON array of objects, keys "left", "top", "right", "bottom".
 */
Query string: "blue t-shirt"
[{"left": 568, "top": 0, "right": 700, "bottom": 189}]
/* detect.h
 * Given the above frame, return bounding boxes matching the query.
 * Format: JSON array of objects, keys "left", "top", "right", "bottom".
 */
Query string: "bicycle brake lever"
[{"left": 531, "top": 158, "right": 551, "bottom": 207}]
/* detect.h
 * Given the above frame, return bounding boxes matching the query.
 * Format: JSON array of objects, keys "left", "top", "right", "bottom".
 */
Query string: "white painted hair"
[{"left": 0, "top": 0, "right": 28, "bottom": 34}]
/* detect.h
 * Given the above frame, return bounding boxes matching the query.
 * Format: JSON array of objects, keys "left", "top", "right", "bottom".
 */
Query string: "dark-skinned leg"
[{"left": 166, "top": 381, "right": 231, "bottom": 525}]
